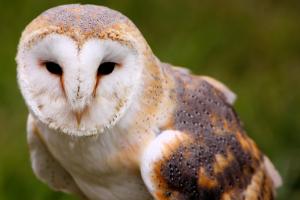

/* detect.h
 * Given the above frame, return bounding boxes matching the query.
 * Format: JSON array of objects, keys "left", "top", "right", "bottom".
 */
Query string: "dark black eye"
[
  {"left": 44, "top": 62, "right": 63, "bottom": 76},
  {"left": 97, "top": 62, "right": 116, "bottom": 76}
]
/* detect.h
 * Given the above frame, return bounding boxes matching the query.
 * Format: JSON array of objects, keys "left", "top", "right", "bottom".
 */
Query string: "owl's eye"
[
  {"left": 97, "top": 62, "right": 116, "bottom": 76},
  {"left": 44, "top": 62, "right": 63, "bottom": 76}
]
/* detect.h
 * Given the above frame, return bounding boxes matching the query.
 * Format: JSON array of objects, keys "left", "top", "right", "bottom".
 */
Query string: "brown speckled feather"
[
  {"left": 17, "top": 4, "right": 280, "bottom": 200},
  {"left": 152, "top": 69, "right": 275, "bottom": 200},
  {"left": 21, "top": 4, "right": 146, "bottom": 49}
]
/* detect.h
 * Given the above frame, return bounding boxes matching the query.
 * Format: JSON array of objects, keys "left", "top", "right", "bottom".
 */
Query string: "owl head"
[{"left": 17, "top": 4, "right": 160, "bottom": 136}]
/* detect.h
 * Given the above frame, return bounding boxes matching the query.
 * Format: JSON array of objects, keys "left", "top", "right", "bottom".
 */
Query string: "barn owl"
[{"left": 16, "top": 4, "right": 282, "bottom": 200}]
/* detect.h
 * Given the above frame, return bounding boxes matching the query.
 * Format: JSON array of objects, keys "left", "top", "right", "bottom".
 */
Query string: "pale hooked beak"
[
  {"left": 74, "top": 109, "right": 86, "bottom": 126},
  {"left": 70, "top": 94, "right": 92, "bottom": 127},
  {"left": 63, "top": 71, "right": 96, "bottom": 126}
]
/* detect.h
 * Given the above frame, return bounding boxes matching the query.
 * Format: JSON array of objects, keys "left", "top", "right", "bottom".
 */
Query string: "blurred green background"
[{"left": 0, "top": 0, "right": 299, "bottom": 199}]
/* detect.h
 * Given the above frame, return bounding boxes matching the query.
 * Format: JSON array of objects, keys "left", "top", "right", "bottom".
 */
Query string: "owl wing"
[
  {"left": 27, "top": 114, "right": 87, "bottom": 199},
  {"left": 199, "top": 76, "right": 236, "bottom": 105},
  {"left": 141, "top": 130, "right": 281, "bottom": 200},
  {"left": 162, "top": 62, "right": 236, "bottom": 105},
  {"left": 141, "top": 72, "right": 281, "bottom": 200}
]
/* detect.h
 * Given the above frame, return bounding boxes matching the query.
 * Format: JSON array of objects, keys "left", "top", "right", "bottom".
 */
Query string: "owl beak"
[
  {"left": 74, "top": 111, "right": 83, "bottom": 126},
  {"left": 63, "top": 71, "right": 95, "bottom": 125},
  {"left": 73, "top": 105, "right": 89, "bottom": 126},
  {"left": 67, "top": 87, "right": 92, "bottom": 127}
]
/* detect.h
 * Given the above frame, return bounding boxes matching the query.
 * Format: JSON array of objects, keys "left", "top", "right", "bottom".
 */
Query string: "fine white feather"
[
  {"left": 264, "top": 156, "right": 282, "bottom": 188},
  {"left": 17, "top": 34, "right": 143, "bottom": 136},
  {"left": 141, "top": 130, "right": 186, "bottom": 196}
]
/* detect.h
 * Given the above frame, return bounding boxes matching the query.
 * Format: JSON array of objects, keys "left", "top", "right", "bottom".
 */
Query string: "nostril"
[{"left": 44, "top": 61, "right": 63, "bottom": 76}]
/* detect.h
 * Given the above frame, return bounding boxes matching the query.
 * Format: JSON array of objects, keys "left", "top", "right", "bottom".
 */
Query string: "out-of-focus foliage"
[{"left": 0, "top": 0, "right": 299, "bottom": 199}]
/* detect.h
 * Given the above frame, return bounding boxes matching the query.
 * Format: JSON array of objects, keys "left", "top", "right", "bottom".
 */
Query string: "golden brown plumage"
[
  {"left": 142, "top": 67, "right": 281, "bottom": 200},
  {"left": 17, "top": 4, "right": 281, "bottom": 200}
]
